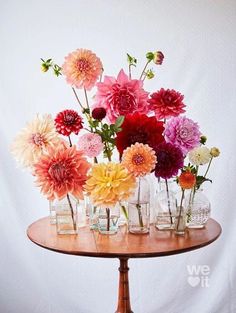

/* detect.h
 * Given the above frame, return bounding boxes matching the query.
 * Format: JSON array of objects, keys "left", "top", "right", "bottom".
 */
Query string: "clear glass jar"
[
  {"left": 174, "top": 206, "right": 187, "bottom": 235},
  {"left": 49, "top": 200, "right": 56, "bottom": 224},
  {"left": 55, "top": 194, "right": 78, "bottom": 235},
  {"left": 155, "top": 179, "right": 176, "bottom": 230},
  {"left": 128, "top": 176, "right": 150, "bottom": 234},
  {"left": 185, "top": 189, "right": 211, "bottom": 228},
  {"left": 98, "top": 205, "right": 120, "bottom": 235}
]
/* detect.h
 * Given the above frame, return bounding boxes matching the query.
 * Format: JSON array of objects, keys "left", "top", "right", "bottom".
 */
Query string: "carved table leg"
[{"left": 115, "top": 257, "right": 133, "bottom": 313}]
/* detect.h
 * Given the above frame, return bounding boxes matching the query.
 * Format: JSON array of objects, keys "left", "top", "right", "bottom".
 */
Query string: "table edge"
[{"left": 27, "top": 218, "right": 222, "bottom": 259}]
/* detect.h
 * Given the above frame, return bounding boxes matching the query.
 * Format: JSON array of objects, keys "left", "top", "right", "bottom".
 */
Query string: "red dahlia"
[
  {"left": 92, "top": 107, "right": 106, "bottom": 120},
  {"left": 154, "top": 142, "right": 184, "bottom": 179},
  {"left": 115, "top": 112, "right": 164, "bottom": 156},
  {"left": 148, "top": 88, "right": 186, "bottom": 120},
  {"left": 55, "top": 110, "right": 83, "bottom": 136}
]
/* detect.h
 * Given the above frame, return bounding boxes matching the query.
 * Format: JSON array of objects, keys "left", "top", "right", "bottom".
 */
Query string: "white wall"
[{"left": 0, "top": 1, "right": 236, "bottom": 312}]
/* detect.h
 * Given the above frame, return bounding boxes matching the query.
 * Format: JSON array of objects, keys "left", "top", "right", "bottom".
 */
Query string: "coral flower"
[
  {"left": 148, "top": 88, "right": 186, "bottom": 120},
  {"left": 164, "top": 116, "right": 201, "bottom": 155},
  {"left": 116, "top": 112, "right": 164, "bottom": 156},
  {"left": 178, "top": 171, "right": 196, "bottom": 189},
  {"left": 62, "top": 49, "right": 103, "bottom": 90},
  {"left": 94, "top": 69, "right": 149, "bottom": 123},
  {"left": 122, "top": 143, "right": 157, "bottom": 177},
  {"left": 55, "top": 109, "right": 83, "bottom": 136},
  {"left": 154, "top": 142, "right": 184, "bottom": 179},
  {"left": 34, "top": 146, "right": 90, "bottom": 200},
  {"left": 78, "top": 133, "right": 104, "bottom": 158},
  {"left": 85, "top": 163, "right": 136, "bottom": 207},
  {"left": 11, "top": 114, "right": 61, "bottom": 168}
]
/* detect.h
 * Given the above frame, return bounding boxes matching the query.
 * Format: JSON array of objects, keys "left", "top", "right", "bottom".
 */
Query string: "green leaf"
[
  {"left": 115, "top": 116, "right": 124, "bottom": 128},
  {"left": 196, "top": 176, "right": 212, "bottom": 189}
]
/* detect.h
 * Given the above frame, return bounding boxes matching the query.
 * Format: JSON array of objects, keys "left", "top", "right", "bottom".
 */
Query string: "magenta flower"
[
  {"left": 164, "top": 116, "right": 201, "bottom": 155},
  {"left": 154, "top": 142, "right": 184, "bottom": 179},
  {"left": 93, "top": 69, "right": 149, "bottom": 123},
  {"left": 78, "top": 133, "right": 104, "bottom": 158}
]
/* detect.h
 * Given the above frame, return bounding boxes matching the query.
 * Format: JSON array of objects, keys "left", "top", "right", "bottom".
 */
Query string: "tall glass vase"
[
  {"left": 174, "top": 190, "right": 187, "bottom": 235},
  {"left": 128, "top": 176, "right": 150, "bottom": 234},
  {"left": 155, "top": 179, "right": 176, "bottom": 230}
]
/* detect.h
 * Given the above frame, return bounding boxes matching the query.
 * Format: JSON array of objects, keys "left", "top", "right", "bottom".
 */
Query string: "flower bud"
[
  {"left": 146, "top": 52, "right": 154, "bottom": 61},
  {"left": 200, "top": 135, "right": 207, "bottom": 145},
  {"left": 153, "top": 51, "right": 164, "bottom": 65},
  {"left": 146, "top": 69, "right": 155, "bottom": 79},
  {"left": 210, "top": 147, "right": 220, "bottom": 158},
  {"left": 92, "top": 107, "right": 106, "bottom": 121},
  {"left": 41, "top": 64, "right": 49, "bottom": 72}
]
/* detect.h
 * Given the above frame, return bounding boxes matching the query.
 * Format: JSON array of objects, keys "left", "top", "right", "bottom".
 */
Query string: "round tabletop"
[{"left": 27, "top": 217, "right": 221, "bottom": 258}]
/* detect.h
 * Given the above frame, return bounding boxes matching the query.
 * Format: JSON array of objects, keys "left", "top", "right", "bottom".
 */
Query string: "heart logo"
[{"left": 188, "top": 276, "right": 200, "bottom": 287}]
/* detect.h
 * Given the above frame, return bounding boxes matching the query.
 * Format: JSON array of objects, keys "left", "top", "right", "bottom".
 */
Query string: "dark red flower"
[
  {"left": 55, "top": 110, "right": 83, "bottom": 136},
  {"left": 148, "top": 88, "right": 186, "bottom": 120},
  {"left": 116, "top": 112, "right": 164, "bottom": 155},
  {"left": 153, "top": 51, "right": 164, "bottom": 65},
  {"left": 154, "top": 142, "right": 184, "bottom": 179},
  {"left": 92, "top": 107, "right": 106, "bottom": 120}
]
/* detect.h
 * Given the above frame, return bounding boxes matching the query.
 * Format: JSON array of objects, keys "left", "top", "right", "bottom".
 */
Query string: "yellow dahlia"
[
  {"left": 122, "top": 143, "right": 157, "bottom": 177},
  {"left": 85, "top": 163, "right": 136, "bottom": 207},
  {"left": 62, "top": 49, "right": 103, "bottom": 90},
  {"left": 11, "top": 114, "right": 61, "bottom": 168}
]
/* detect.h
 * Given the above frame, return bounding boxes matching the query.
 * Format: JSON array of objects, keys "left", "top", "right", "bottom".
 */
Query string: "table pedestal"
[{"left": 115, "top": 258, "right": 133, "bottom": 313}]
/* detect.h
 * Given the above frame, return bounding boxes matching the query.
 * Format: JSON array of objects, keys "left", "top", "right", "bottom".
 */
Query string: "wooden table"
[{"left": 27, "top": 217, "right": 221, "bottom": 313}]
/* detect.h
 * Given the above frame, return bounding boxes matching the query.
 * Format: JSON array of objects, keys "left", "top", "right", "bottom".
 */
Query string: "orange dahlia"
[
  {"left": 34, "top": 146, "right": 90, "bottom": 200},
  {"left": 122, "top": 143, "right": 157, "bottom": 177},
  {"left": 62, "top": 49, "right": 103, "bottom": 90},
  {"left": 178, "top": 171, "right": 196, "bottom": 189}
]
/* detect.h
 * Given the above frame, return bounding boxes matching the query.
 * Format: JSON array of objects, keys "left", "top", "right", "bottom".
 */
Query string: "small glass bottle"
[
  {"left": 55, "top": 194, "right": 78, "bottom": 235},
  {"left": 128, "top": 176, "right": 150, "bottom": 234}
]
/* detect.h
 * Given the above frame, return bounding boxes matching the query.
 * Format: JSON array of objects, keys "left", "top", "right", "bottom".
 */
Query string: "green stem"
[
  {"left": 139, "top": 60, "right": 151, "bottom": 80},
  {"left": 204, "top": 156, "right": 213, "bottom": 178},
  {"left": 68, "top": 135, "right": 72, "bottom": 147},
  {"left": 165, "top": 179, "right": 173, "bottom": 224},
  {"left": 66, "top": 194, "right": 76, "bottom": 231},
  {"left": 84, "top": 88, "right": 90, "bottom": 110},
  {"left": 128, "top": 64, "right": 132, "bottom": 79},
  {"left": 106, "top": 208, "right": 110, "bottom": 231},
  {"left": 136, "top": 177, "right": 144, "bottom": 228},
  {"left": 176, "top": 189, "right": 185, "bottom": 231},
  {"left": 120, "top": 202, "right": 128, "bottom": 220},
  {"left": 72, "top": 87, "right": 84, "bottom": 110}
]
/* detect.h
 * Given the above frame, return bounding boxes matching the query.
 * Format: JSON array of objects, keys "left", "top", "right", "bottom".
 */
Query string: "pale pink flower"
[
  {"left": 93, "top": 69, "right": 149, "bottom": 123},
  {"left": 62, "top": 49, "right": 103, "bottom": 90},
  {"left": 78, "top": 133, "right": 104, "bottom": 158},
  {"left": 164, "top": 116, "right": 201, "bottom": 155}
]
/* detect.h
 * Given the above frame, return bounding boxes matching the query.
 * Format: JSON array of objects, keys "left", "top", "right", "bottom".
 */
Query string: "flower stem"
[
  {"left": 176, "top": 189, "right": 185, "bottom": 231},
  {"left": 136, "top": 177, "right": 144, "bottom": 228},
  {"left": 165, "top": 179, "right": 173, "bottom": 224},
  {"left": 68, "top": 135, "right": 72, "bottom": 147},
  {"left": 84, "top": 88, "right": 90, "bottom": 110},
  {"left": 128, "top": 64, "right": 132, "bottom": 79},
  {"left": 106, "top": 208, "right": 110, "bottom": 231},
  {"left": 71, "top": 87, "right": 84, "bottom": 110},
  {"left": 120, "top": 202, "right": 128, "bottom": 220},
  {"left": 66, "top": 194, "right": 76, "bottom": 232},
  {"left": 139, "top": 60, "right": 151, "bottom": 80},
  {"left": 204, "top": 156, "right": 213, "bottom": 178}
]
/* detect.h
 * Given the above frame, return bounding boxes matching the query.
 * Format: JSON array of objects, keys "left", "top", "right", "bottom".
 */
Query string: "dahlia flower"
[
  {"left": 178, "top": 171, "right": 196, "bottom": 189},
  {"left": 92, "top": 107, "right": 106, "bottom": 120},
  {"left": 154, "top": 142, "right": 184, "bottom": 179},
  {"left": 164, "top": 116, "right": 201, "bottom": 155},
  {"left": 62, "top": 49, "right": 103, "bottom": 90},
  {"left": 189, "top": 146, "right": 211, "bottom": 166},
  {"left": 116, "top": 112, "right": 164, "bottom": 156},
  {"left": 85, "top": 163, "right": 136, "bottom": 207},
  {"left": 148, "top": 88, "right": 186, "bottom": 120},
  {"left": 210, "top": 147, "right": 220, "bottom": 158},
  {"left": 55, "top": 110, "right": 83, "bottom": 136},
  {"left": 11, "top": 114, "right": 61, "bottom": 168},
  {"left": 94, "top": 69, "right": 149, "bottom": 123},
  {"left": 78, "top": 133, "right": 104, "bottom": 158},
  {"left": 122, "top": 143, "right": 157, "bottom": 177},
  {"left": 153, "top": 51, "right": 164, "bottom": 65},
  {"left": 34, "top": 146, "right": 90, "bottom": 200}
]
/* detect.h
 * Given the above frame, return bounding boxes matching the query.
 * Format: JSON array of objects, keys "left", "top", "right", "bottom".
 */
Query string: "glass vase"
[
  {"left": 186, "top": 189, "right": 211, "bottom": 228},
  {"left": 49, "top": 200, "right": 56, "bottom": 224},
  {"left": 174, "top": 190, "right": 187, "bottom": 235},
  {"left": 98, "top": 205, "right": 120, "bottom": 235},
  {"left": 55, "top": 194, "right": 78, "bottom": 235},
  {"left": 155, "top": 179, "right": 176, "bottom": 230},
  {"left": 128, "top": 176, "right": 150, "bottom": 234}
]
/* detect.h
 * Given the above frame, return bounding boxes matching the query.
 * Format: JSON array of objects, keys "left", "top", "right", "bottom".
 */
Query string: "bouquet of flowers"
[{"left": 11, "top": 48, "right": 220, "bottom": 235}]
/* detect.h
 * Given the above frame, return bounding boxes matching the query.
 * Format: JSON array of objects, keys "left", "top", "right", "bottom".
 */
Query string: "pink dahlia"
[
  {"left": 62, "top": 49, "right": 103, "bottom": 90},
  {"left": 154, "top": 142, "right": 184, "bottom": 179},
  {"left": 78, "top": 133, "right": 104, "bottom": 158},
  {"left": 148, "top": 88, "right": 186, "bottom": 120},
  {"left": 34, "top": 146, "right": 90, "bottom": 200},
  {"left": 164, "top": 116, "right": 201, "bottom": 155},
  {"left": 55, "top": 110, "right": 83, "bottom": 136},
  {"left": 94, "top": 69, "right": 149, "bottom": 123}
]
